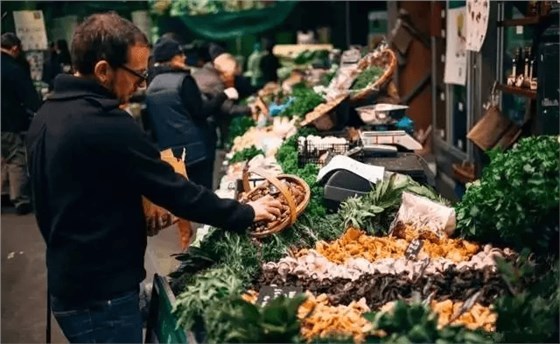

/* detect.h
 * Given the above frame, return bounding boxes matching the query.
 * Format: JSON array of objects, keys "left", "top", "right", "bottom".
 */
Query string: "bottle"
[{"left": 515, "top": 47, "right": 523, "bottom": 76}]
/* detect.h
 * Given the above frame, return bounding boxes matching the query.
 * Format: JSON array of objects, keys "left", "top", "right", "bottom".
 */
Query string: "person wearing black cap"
[
  {"left": 1, "top": 32, "right": 40, "bottom": 215},
  {"left": 145, "top": 37, "right": 237, "bottom": 189},
  {"left": 192, "top": 43, "right": 254, "bottom": 148}
]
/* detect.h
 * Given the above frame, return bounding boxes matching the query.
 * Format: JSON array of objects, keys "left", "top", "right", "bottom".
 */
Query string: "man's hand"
[
  {"left": 146, "top": 210, "right": 175, "bottom": 236},
  {"left": 247, "top": 195, "right": 283, "bottom": 222},
  {"left": 224, "top": 87, "right": 239, "bottom": 100}
]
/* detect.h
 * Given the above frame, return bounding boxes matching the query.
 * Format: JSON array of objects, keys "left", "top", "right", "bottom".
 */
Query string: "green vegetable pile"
[
  {"left": 229, "top": 146, "right": 265, "bottom": 163},
  {"left": 492, "top": 251, "right": 559, "bottom": 343},
  {"left": 171, "top": 125, "right": 559, "bottom": 343},
  {"left": 338, "top": 174, "right": 447, "bottom": 234},
  {"left": 208, "top": 295, "right": 306, "bottom": 343},
  {"left": 225, "top": 116, "right": 256, "bottom": 148},
  {"left": 365, "top": 301, "right": 492, "bottom": 344},
  {"left": 280, "top": 84, "right": 325, "bottom": 119},
  {"left": 456, "top": 136, "right": 560, "bottom": 254},
  {"left": 351, "top": 66, "right": 385, "bottom": 90},
  {"left": 293, "top": 49, "right": 330, "bottom": 66}
]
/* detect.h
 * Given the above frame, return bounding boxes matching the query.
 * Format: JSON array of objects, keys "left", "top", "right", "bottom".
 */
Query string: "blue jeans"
[{"left": 50, "top": 289, "right": 142, "bottom": 343}]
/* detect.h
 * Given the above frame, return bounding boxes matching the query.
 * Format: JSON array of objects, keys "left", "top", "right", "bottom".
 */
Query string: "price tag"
[
  {"left": 256, "top": 286, "right": 303, "bottom": 307},
  {"left": 405, "top": 239, "right": 424, "bottom": 260},
  {"left": 516, "top": 25, "right": 523, "bottom": 34}
]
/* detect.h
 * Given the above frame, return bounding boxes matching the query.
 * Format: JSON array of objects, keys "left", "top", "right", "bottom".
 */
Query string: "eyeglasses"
[{"left": 119, "top": 65, "right": 148, "bottom": 85}]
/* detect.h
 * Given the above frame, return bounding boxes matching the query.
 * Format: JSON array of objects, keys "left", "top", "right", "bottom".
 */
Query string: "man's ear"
[{"left": 93, "top": 60, "right": 113, "bottom": 85}]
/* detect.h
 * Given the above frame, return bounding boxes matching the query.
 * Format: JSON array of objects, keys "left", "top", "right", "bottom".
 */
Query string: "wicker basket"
[
  {"left": 300, "top": 94, "right": 348, "bottom": 131},
  {"left": 350, "top": 48, "right": 398, "bottom": 103},
  {"left": 239, "top": 167, "right": 311, "bottom": 238}
]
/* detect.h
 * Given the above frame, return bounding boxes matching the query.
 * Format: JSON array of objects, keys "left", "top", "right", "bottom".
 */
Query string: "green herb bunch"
[
  {"left": 492, "top": 251, "right": 559, "bottom": 343},
  {"left": 172, "top": 265, "right": 244, "bottom": 331},
  {"left": 338, "top": 174, "right": 445, "bottom": 234},
  {"left": 276, "top": 127, "right": 327, "bottom": 220},
  {"left": 456, "top": 136, "right": 560, "bottom": 254},
  {"left": 280, "top": 85, "right": 325, "bottom": 119},
  {"left": 209, "top": 295, "right": 307, "bottom": 343},
  {"left": 351, "top": 66, "right": 385, "bottom": 90},
  {"left": 226, "top": 116, "right": 256, "bottom": 148},
  {"left": 229, "top": 145, "right": 265, "bottom": 163},
  {"left": 365, "top": 301, "right": 491, "bottom": 343}
]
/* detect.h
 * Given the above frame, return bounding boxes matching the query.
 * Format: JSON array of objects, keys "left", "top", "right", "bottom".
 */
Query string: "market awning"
[{"left": 171, "top": 2, "right": 297, "bottom": 41}]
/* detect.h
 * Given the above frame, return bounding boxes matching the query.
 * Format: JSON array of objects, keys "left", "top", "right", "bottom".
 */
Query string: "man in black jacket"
[
  {"left": 26, "top": 13, "right": 281, "bottom": 343},
  {"left": 146, "top": 37, "right": 237, "bottom": 189},
  {"left": 1, "top": 32, "right": 40, "bottom": 214}
]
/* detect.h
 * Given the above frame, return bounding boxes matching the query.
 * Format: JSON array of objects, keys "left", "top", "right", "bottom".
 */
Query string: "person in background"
[
  {"left": 1, "top": 32, "right": 40, "bottom": 215},
  {"left": 146, "top": 37, "right": 237, "bottom": 189},
  {"left": 26, "top": 13, "right": 281, "bottom": 343},
  {"left": 192, "top": 43, "right": 254, "bottom": 148},
  {"left": 245, "top": 42, "right": 264, "bottom": 88},
  {"left": 42, "top": 41, "right": 58, "bottom": 89},
  {"left": 55, "top": 39, "right": 72, "bottom": 74},
  {"left": 260, "top": 37, "right": 280, "bottom": 84}
]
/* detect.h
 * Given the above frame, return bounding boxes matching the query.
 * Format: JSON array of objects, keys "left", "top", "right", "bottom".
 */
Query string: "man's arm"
[{"left": 97, "top": 113, "right": 256, "bottom": 232}]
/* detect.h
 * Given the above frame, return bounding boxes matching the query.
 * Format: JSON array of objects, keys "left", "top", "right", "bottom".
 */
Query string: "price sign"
[{"left": 256, "top": 286, "right": 302, "bottom": 307}]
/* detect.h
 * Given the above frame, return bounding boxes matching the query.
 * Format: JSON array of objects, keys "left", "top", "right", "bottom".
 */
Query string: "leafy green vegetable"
[
  {"left": 226, "top": 116, "right": 256, "bottom": 147},
  {"left": 229, "top": 145, "right": 265, "bottom": 163},
  {"left": 276, "top": 127, "right": 327, "bottom": 221},
  {"left": 351, "top": 66, "right": 385, "bottom": 90},
  {"left": 173, "top": 265, "right": 244, "bottom": 331},
  {"left": 365, "top": 301, "right": 492, "bottom": 343},
  {"left": 492, "top": 251, "right": 559, "bottom": 343},
  {"left": 338, "top": 174, "right": 447, "bottom": 234},
  {"left": 455, "top": 136, "right": 560, "bottom": 254},
  {"left": 280, "top": 85, "right": 324, "bottom": 119},
  {"left": 209, "top": 295, "right": 307, "bottom": 343}
]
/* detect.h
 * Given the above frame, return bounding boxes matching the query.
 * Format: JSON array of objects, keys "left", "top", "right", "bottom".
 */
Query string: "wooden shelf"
[
  {"left": 496, "top": 83, "right": 537, "bottom": 99},
  {"left": 499, "top": 14, "right": 554, "bottom": 27}
]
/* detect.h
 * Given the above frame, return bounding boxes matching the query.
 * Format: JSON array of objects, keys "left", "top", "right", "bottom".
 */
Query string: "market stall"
[{"left": 146, "top": 43, "right": 559, "bottom": 344}]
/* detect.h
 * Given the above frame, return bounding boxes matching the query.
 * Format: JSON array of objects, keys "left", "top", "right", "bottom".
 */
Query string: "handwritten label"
[
  {"left": 256, "top": 286, "right": 303, "bottom": 307},
  {"left": 405, "top": 239, "right": 424, "bottom": 260}
]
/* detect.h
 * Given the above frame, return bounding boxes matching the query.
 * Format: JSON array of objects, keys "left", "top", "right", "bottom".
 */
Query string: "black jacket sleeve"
[
  {"left": 16, "top": 66, "right": 41, "bottom": 114},
  {"left": 100, "top": 112, "right": 255, "bottom": 231},
  {"left": 181, "top": 76, "right": 229, "bottom": 121},
  {"left": 221, "top": 99, "right": 252, "bottom": 117}
]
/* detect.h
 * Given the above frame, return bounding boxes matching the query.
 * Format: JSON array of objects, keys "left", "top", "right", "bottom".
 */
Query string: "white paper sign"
[
  {"left": 317, "top": 155, "right": 385, "bottom": 184},
  {"left": 466, "top": 0, "right": 490, "bottom": 52},
  {"left": 13, "top": 11, "right": 48, "bottom": 51},
  {"left": 444, "top": 6, "right": 467, "bottom": 86}
]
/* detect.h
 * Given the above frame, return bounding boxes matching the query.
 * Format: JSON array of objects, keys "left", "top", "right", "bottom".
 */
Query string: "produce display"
[
  {"left": 238, "top": 174, "right": 310, "bottom": 237},
  {"left": 280, "top": 84, "right": 325, "bottom": 119},
  {"left": 351, "top": 66, "right": 385, "bottom": 90},
  {"left": 167, "top": 64, "right": 558, "bottom": 343},
  {"left": 229, "top": 145, "right": 265, "bottom": 163},
  {"left": 456, "top": 135, "right": 560, "bottom": 254}
]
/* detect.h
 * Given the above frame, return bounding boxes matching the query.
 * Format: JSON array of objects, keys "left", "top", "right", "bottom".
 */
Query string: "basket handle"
[{"left": 242, "top": 166, "right": 298, "bottom": 225}]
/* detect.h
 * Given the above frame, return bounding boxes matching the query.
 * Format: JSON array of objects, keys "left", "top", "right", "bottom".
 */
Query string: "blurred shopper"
[
  {"left": 260, "top": 37, "right": 280, "bottom": 83},
  {"left": 26, "top": 13, "right": 281, "bottom": 343},
  {"left": 146, "top": 37, "right": 236, "bottom": 189},
  {"left": 192, "top": 43, "right": 253, "bottom": 148},
  {"left": 55, "top": 39, "right": 72, "bottom": 73},
  {"left": 42, "top": 40, "right": 73, "bottom": 90},
  {"left": 1, "top": 32, "right": 40, "bottom": 215}
]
